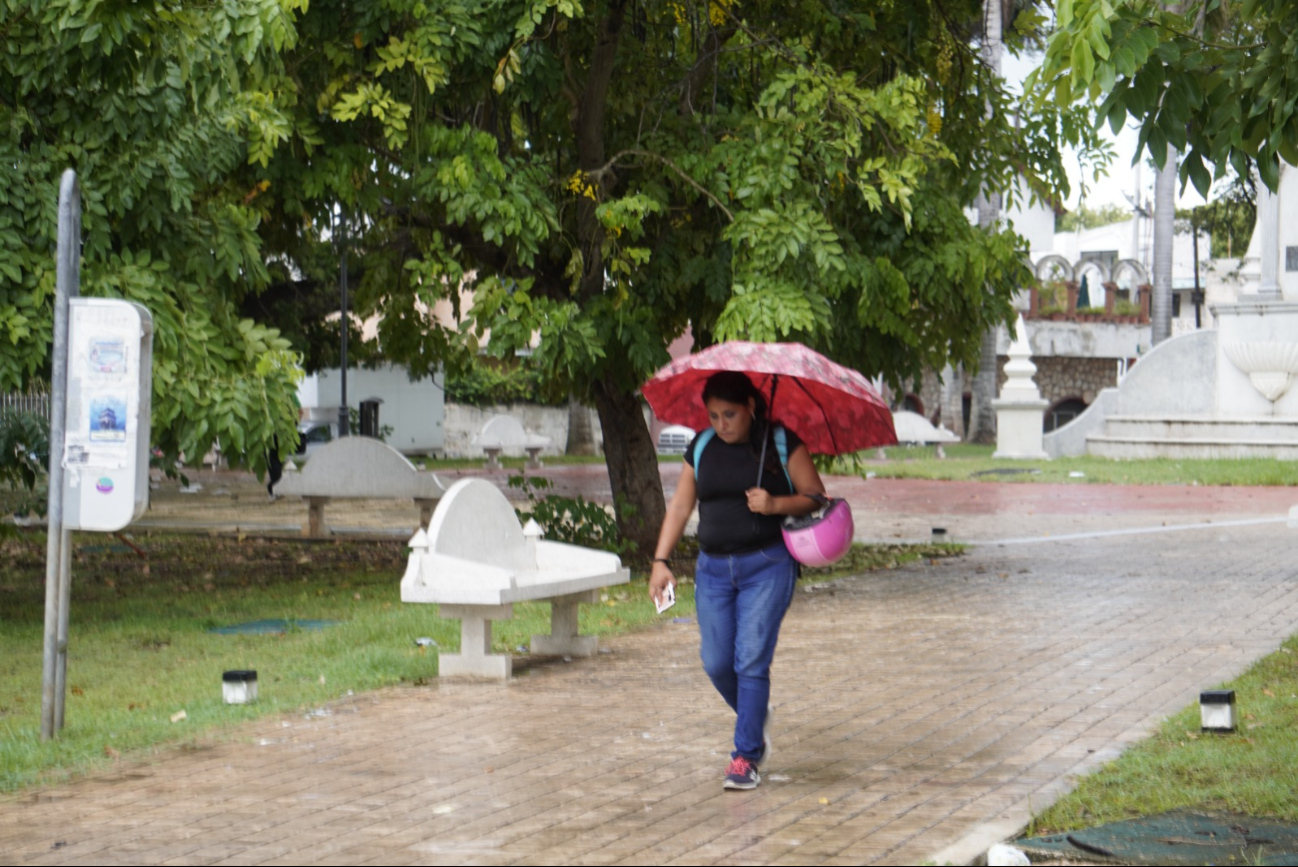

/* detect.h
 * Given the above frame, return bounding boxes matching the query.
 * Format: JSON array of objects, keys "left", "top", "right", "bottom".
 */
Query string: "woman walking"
[{"left": 648, "top": 370, "right": 828, "bottom": 790}]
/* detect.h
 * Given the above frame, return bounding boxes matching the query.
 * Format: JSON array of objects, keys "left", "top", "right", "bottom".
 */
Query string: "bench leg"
[
  {"left": 525, "top": 447, "right": 544, "bottom": 470},
  {"left": 415, "top": 498, "right": 439, "bottom": 529},
  {"left": 530, "top": 590, "right": 598, "bottom": 657},
  {"left": 304, "top": 497, "right": 330, "bottom": 538},
  {"left": 483, "top": 447, "right": 502, "bottom": 470},
  {"left": 439, "top": 603, "right": 513, "bottom": 678}
]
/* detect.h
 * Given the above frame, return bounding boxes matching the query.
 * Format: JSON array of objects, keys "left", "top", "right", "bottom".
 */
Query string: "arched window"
[{"left": 1044, "top": 398, "right": 1088, "bottom": 432}]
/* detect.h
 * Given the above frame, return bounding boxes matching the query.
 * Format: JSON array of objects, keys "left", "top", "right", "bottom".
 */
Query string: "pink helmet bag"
[{"left": 782, "top": 497, "right": 854, "bottom": 567}]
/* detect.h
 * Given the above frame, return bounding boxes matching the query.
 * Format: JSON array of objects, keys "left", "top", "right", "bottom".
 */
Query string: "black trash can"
[{"left": 359, "top": 398, "right": 384, "bottom": 439}]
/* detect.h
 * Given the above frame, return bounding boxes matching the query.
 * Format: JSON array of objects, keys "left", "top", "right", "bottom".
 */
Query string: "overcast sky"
[{"left": 1002, "top": 52, "right": 1210, "bottom": 214}]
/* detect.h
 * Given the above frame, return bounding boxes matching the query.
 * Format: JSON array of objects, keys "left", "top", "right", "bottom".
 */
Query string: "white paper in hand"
[{"left": 655, "top": 583, "right": 676, "bottom": 614}]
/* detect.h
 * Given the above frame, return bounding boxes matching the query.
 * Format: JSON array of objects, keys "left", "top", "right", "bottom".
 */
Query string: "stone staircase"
[{"left": 1086, "top": 415, "right": 1298, "bottom": 460}]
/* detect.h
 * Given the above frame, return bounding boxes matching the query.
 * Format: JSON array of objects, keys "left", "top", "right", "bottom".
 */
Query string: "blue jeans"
[{"left": 695, "top": 542, "right": 797, "bottom": 761}]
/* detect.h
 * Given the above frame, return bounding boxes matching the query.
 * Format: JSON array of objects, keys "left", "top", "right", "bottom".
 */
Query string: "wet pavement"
[
  {"left": 137, "top": 462, "right": 1298, "bottom": 545},
  {"left": 2, "top": 465, "right": 1298, "bottom": 865}
]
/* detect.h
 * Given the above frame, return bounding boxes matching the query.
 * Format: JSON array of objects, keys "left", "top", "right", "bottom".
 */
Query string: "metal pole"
[
  {"left": 338, "top": 215, "right": 349, "bottom": 438},
  {"left": 53, "top": 527, "right": 71, "bottom": 731},
  {"left": 41, "top": 169, "right": 80, "bottom": 739},
  {"left": 1192, "top": 229, "right": 1203, "bottom": 329}
]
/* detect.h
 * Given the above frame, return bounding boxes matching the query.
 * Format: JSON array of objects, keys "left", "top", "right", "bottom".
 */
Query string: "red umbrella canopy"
[{"left": 642, "top": 341, "right": 897, "bottom": 455}]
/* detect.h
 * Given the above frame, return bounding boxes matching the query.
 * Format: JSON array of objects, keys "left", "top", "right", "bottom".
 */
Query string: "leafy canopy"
[
  {"left": 0, "top": 0, "right": 306, "bottom": 475},
  {"left": 1034, "top": 0, "right": 1298, "bottom": 194},
  {"left": 251, "top": 0, "right": 1096, "bottom": 398}
]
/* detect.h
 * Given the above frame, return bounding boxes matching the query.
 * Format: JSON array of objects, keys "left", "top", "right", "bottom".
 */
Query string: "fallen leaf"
[
  {"left": 318, "top": 675, "right": 326, "bottom": 685},
  {"left": 170, "top": 710, "right": 187, "bottom": 723},
  {"left": 485, "top": 767, "right": 494, "bottom": 774},
  {"left": 104, "top": 746, "right": 120, "bottom": 760},
  {"left": 1263, "top": 688, "right": 1276, "bottom": 697},
  {"left": 70, "top": 686, "right": 84, "bottom": 697},
  {"left": 818, "top": 797, "right": 830, "bottom": 805}
]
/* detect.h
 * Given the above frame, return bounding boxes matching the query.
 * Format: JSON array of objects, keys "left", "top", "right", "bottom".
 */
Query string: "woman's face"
[{"left": 705, "top": 396, "right": 756, "bottom": 444}]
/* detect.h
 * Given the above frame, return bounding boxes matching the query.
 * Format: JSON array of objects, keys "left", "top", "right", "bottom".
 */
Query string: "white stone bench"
[
  {"left": 888, "top": 410, "right": 960, "bottom": 458},
  {"left": 401, "top": 478, "right": 629, "bottom": 678},
  {"left": 277, "top": 437, "right": 448, "bottom": 537},
  {"left": 471, "top": 414, "right": 552, "bottom": 470}
]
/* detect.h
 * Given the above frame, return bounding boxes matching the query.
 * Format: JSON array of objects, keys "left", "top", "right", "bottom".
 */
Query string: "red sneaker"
[{"left": 723, "top": 755, "right": 761, "bottom": 790}]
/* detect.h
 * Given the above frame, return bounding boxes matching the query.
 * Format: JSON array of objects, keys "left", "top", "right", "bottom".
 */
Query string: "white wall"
[
  {"left": 301, "top": 364, "right": 446, "bottom": 454},
  {"left": 442, "top": 402, "right": 655, "bottom": 458}
]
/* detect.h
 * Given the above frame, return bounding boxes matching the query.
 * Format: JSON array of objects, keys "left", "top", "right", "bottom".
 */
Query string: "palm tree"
[{"left": 968, "top": 0, "right": 1004, "bottom": 444}]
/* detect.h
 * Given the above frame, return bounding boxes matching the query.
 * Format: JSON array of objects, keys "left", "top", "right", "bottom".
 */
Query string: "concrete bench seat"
[
  {"left": 277, "top": 437, "right": 448, "bottom": 537},
  {"left": 401, "top": 478, "right": 629, "bottom": 678},
  {"left": 471, "top": 414, "right": 552, "bottom": 470}
]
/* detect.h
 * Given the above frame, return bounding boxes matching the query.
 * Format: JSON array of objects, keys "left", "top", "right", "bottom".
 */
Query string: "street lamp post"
[{"left": 337, "top": 210, "right": 349, "bottom": 438}]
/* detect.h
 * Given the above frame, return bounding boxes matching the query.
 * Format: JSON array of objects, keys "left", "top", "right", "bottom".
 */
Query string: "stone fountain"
[{"left": 1043, "top": 164, "right": 1298, "bottom": 458}]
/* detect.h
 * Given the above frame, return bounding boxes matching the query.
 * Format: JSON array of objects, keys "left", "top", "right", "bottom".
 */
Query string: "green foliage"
[
  {"left": 0, "top": 412, "right": 48, "bottom": 527},
  {"left": 507, "top": 473, "right": 629, "bottom": 556},
  {"left": 445, "top": 362, "right": 562, "bottom": 407},
  {"left": 0, "top": 1, "right": 305, "bottom": 481},
  {"left": 1180, "top": 171, "right": 1257, "bottom": 259},
  {"left": 246, "top": 0, "right": 1096, "bottom": 397},
  {"left": 1035, "top": 0, "right": 1298, "bottom": 195},
  {"left": 1057, "top": 202, "right": 1133, "bottom": 232}
]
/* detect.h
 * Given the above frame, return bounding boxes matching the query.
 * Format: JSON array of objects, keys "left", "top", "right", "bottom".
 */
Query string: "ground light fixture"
[
  {"left": 223, "top": 670, "right": 258, "bottom": 705},
  {"left": 1199, "top": 689, "right": 1236, "bottom": 732}
]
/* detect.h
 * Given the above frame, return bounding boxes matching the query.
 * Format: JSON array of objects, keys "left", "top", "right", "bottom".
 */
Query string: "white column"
[
  {"left": 993, "top": 316, "right": 1049, "bottom": 460},
  {"left": 1259, "top": 181, "right": 1281, "bottom": 298}
]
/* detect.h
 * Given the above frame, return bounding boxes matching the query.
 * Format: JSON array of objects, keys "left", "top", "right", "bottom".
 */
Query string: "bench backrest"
[
  {"left": 425, "top": 479, "right": 533, "bottom": 572},
  {"left": 891, "top": 410, "right": 959, "bottom": 444},
  {"left": 473, "top": 414, "right": 551, "bottom": 448},
  {"left": 278, "top": 437, "right": 446, "bottom": 498}
]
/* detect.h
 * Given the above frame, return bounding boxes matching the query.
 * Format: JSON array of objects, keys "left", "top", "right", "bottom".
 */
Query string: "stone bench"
[
  {"left": 887, "top": 410, "right": 960, "bottom": 458},
  {"left": 401, "top": 478, "right": 629, "bottom": 678},
  {"left": 471, "top": 414, "right": 552, "bottom": 470},
  {"left": 277, "top": 437, "right": 448, "bottom": 537}
]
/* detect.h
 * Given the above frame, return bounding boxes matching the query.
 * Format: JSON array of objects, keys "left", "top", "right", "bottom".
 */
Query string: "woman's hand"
[
  {"left": 649, "top": 561, "right": 676, "bottom": 606},
  {"left": 746, "top": 487, "right": 777, "bottom": 515}
]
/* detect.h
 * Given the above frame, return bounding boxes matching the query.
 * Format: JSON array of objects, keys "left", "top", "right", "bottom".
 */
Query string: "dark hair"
[{"left": 700, "top": 371, "right": 782, "bottom": 476}]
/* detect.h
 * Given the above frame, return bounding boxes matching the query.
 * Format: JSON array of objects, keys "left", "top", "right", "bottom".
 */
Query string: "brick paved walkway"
[{"left": 3, "top": 495, "right": 1297, "bottom": 865}]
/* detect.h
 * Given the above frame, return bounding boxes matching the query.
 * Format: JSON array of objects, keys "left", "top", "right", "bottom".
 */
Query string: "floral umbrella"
[{"left": 641, "top": 341, "right": 897, "bottom": 454}]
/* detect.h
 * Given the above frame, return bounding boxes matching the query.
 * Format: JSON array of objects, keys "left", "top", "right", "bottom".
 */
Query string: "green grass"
[
  {"left": 840, "top": 444, "right": 1298, "bottom": 487},
  {"left": 1029, "top": 633, "right": 1298, "bottom": 833},
  {"left": 0, "top": 530, "right": 959, "bottom": 792}
]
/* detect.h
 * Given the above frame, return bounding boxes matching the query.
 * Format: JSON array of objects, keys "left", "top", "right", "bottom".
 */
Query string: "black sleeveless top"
[{"left": 685, "top": 426, "right": 803, "bottom": 554}]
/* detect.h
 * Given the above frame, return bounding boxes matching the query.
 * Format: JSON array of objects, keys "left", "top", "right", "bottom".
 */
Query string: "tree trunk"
[
  {"left": 968, "top": 0, "right": 1004, "bottom": 445},
  {"left": 593, "top": 377, "right": 665, "bottom": 559},
  {"left": 1152, "top": 143, "right": 1177, "bottom": 345},
  {"left": 941, "top": 362, "right": 965, "bottom": 439},
  {"left": 565, "top": 392, "right": 597, "bottom": 455},
  {"left": 968, "top": 324, "right": 999, "bottom": 443}
]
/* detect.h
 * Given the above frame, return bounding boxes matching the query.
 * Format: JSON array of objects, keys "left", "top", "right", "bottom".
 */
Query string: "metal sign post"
[
  {"left": 40, "top": 170, "right": 154, "bottom": 739},
  {"left": 41, "top": 170, "right": 80, "bottom": 739}
]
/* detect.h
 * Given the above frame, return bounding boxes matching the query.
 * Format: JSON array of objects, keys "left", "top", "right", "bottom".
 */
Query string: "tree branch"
[{"left": 590, "top": 148, "right": 734, "bottom": 221}]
